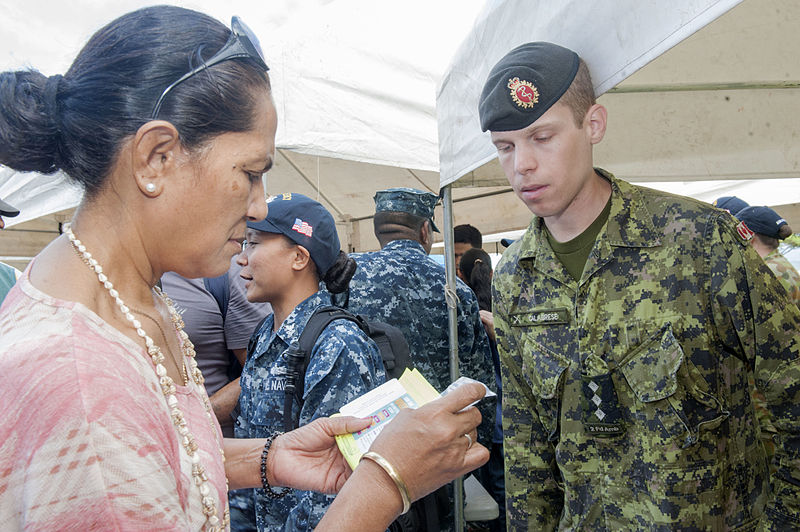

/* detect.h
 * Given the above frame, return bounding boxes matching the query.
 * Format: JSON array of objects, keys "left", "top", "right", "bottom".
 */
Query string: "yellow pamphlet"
[{"left": 334, "top": 368, "right": 440, "bottom": 470}]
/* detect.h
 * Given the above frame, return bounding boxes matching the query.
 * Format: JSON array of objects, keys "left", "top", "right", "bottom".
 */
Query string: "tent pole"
[{"left": 441, "top": 184, "right": 465, "bottom": 532}]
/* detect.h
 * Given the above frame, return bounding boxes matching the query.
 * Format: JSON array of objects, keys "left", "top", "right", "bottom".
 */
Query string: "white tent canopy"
[
  {"left": 0, "top": 0, "right": 492, "bottom": 263},
  {"left": 438, "top": 0, "right": 800, "bottom": 197},
  {"left": 2, "top": 0, "right": 800, "bottom": 268}
]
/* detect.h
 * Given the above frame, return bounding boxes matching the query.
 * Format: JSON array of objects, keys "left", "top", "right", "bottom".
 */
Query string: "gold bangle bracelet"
[{"left": 360, "top": 451, "right": 411, "bottom": 515}]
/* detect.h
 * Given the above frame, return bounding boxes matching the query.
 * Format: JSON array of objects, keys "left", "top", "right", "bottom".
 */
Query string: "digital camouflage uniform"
[
  {"left": 347, "top": 239, "right": 497, "bottom": 444},
  {"left": 493, "top": 170, "right": 800, "bottom": 530},
  {"left": 234, "top": 291, "right": 385, "bottom": 531},
  {"left": 751, "top": 249, "right": 800, "bottom": 463},
  {"left": 763, "top": 249, "right": 800, "bottom": 308}
]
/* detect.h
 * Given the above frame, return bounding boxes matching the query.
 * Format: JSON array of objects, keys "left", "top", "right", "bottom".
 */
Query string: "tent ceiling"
[
  {"left": 439, "top": 0, "right": 799, "bottom": 189},
  {"left": 2, "top": 0, "right": 799, "bottom": 268}
]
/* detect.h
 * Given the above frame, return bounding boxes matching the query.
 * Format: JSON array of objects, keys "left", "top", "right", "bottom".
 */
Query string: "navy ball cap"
[
  {"left": 735, "top": 206, "right": 788, "bottom": 239},
  {"left": 247, "top": 193, "right": 340, "bottom": 275}
]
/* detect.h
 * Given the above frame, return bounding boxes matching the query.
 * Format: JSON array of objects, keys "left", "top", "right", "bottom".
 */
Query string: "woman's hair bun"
[
  {"left": 0, "top": 70, "right": 63, "bottom": 174},
  {"left": 322, "top": 251, "right": 357, "bottom": 294}
]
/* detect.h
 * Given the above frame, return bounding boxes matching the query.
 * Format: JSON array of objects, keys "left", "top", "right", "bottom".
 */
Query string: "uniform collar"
[
  {"left": 273, "top": 290, "right": 329, "bottom": 347},
  {"left": 518, "top": 169, "right": 661, "bottom": 266},
  {"left": 382, "top": 239, "right": 427, "bottom": 255}
]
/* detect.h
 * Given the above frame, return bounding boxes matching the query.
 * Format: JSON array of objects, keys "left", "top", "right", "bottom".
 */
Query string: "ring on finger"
[{"left": 463, "top": 433, "right": 473, "bottom": 449}]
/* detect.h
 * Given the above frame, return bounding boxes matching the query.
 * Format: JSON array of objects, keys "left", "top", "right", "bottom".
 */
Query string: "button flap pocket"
[
  {"left": 521, "top": 337, "right": 569, "bottom": 400},
  {"left": 621, "top": 325, "right": 684, "bottom": 403}
]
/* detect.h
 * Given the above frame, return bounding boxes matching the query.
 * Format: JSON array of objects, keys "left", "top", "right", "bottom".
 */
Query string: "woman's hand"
[
  {"left": 315, "top": 381, "right": 490, "bottom": 531},
  {"left": 268, "top": 416, "right": 372, "bottom": 494},
  {"left": 368, "top": 380, "right": 489, "bottom": 501}
]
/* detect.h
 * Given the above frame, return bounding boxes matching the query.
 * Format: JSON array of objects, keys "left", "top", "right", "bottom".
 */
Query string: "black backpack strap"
[
  {"left": 282, "top": 306, "right": 361, "bottom": 432},
  {"left": 246, "top": 314, "right": 272, "bottom": 360},
  {"left": 203, "top": 274, "right": 230, "bottom": 320}
]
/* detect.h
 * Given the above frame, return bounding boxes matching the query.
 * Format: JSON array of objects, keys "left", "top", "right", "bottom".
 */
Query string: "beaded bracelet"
[
  {"left": 360, "top": 451, "right": 411, "bottom": 515},
  {"left": 260, "top": 433, "right": 291, "bottom": 499}
]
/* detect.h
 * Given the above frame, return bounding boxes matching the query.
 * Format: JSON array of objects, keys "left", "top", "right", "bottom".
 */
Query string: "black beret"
[{"left": 479, "top": 42, "right": 579, "bottom": 132}]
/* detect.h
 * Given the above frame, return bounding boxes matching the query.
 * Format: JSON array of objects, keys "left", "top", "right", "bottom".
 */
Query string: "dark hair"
[
  {"left": 754, "top": 224, "right": 793, "bottom": 251},
  {"left": 460, "top": 247, "right": 492, "bottom": 311},
  {"left": 373, "top": 211, "right": 428, "bottom": 247},
  {"left": 0, "top": 6, "right": 270, "bottom": 197},
  {"left": 559, "top": 58, "right": 595, "bottom": 127},
  {"left": 321, "top": 251, "right": 357, "bottom": 294},
  {"left": 454, "top": 224, "right": 482, "bottom": 247}
]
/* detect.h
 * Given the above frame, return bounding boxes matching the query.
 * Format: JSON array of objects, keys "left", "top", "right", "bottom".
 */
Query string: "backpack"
[
  {"left": 278, "top": 305, "right": 412, "bottom": 432},
  {"left": 244, "top": 304, "right": 448, "bottom": 532}
]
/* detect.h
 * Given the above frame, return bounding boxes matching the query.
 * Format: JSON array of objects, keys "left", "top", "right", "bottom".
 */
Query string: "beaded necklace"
[{"left": 64, "top": 223, "right": 229, "bottom": 531}]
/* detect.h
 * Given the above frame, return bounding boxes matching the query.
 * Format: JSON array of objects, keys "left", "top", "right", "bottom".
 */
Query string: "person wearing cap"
[
  {"left": 234, "top": 192, "right": 387, "bottom": 531},
  {"left": 0, "top": 197, "right": 22, "bottom": 306},
  {"left": 713, "top": 195, "right": 750, "bottom": 215},
  {"left": 736, "top": 205, "right": 800, "bottom": 307},
  {"left": 343, "top": 187, "right": 496, "bottom": 530},
  {"left": 739, "top": 206, "right": 800, "bottom": 466},
  {"left": 480, "top": 42, "right": 800, "bottom": 529},
  {"left": 735, "top": 205, "right": 799, "bottom": 470}
]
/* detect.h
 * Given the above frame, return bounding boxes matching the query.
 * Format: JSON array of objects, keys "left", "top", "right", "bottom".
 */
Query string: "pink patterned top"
[{"left": 0, "top": 265, "right": 228, "bottom": 530}]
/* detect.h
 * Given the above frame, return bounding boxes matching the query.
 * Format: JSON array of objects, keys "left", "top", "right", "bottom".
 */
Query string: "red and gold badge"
[
  {"left": 507, "top": 77, "right": 539, "bottom": 109},
  {"left": 736, "top": 221, "right": 755, "bottom": 242}
]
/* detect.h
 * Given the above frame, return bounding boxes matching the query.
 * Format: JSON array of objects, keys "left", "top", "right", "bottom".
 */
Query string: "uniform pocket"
[
  {"left": 620, "top": 324, "right": 729, "bottom": 451},
  {"left": 520, "top": 336, "right": 569, "bottom": 441}
]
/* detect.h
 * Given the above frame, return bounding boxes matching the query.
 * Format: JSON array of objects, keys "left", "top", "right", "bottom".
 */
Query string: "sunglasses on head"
[{"left": 151, "top": 16, "right": 269, "bottom": 119}]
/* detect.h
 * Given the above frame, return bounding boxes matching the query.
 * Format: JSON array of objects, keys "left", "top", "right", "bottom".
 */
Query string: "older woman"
[{"left": 0, "top": 6, "right": 486, "bottom": 530}]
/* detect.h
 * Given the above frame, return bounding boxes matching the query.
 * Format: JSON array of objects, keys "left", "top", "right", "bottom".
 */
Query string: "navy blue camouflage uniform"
[
  {"left": 235, "top": 291, "right": 385, "bottom": 531},
  {"left": 347, "top": 239, "right": 496, "bottom": 445}
]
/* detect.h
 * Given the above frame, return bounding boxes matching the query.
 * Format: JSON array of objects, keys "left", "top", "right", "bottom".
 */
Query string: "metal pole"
[{"left": 441, "top": 184, "right": 464, "bottom": 532}]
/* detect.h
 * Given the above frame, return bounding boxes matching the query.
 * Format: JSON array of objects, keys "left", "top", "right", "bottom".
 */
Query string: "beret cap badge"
[
  {"left": 508, "top": 77, "right": 539, "bottom": 109},
  {"left": 478, "top": 42, "right": 580, "bottom": 132}
]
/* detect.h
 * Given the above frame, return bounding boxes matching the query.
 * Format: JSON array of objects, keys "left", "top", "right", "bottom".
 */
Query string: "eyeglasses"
[{"left": 151, "top": 16, "right": 269, "bottom": 119}]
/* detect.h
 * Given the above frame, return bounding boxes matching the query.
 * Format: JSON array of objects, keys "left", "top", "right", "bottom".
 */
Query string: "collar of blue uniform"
[
  {"left": 518, "top": 169, "right": 661, "bottom": 263},
  {"left": 273, "top": 290, "right": 330, "bottom": 348},
  {"left": 382, "top": 238, "right": 427, "bottom": 255}
]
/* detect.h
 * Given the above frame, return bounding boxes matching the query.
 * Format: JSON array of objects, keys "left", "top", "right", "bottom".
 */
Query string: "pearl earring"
[{"left": 145, "top": 183, "right": 156, "bottom": 193}]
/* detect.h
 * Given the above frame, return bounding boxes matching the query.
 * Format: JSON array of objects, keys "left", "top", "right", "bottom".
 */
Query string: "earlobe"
[
  {"left": 419, "top": 221, "right": 434, "bottom": 252},
  {"left": 131, "top": 120, "right": 182, "bottom": 197},
  {"left": 587, "top": 104, "right": 607, "bottom": 144}
]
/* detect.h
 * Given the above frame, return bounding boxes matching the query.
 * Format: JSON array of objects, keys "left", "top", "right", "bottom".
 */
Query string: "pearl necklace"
[{"left": 64, "top": 223, "right": 229, "bottom": 531}]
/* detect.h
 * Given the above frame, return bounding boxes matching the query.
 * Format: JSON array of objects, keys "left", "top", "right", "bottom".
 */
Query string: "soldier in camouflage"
[
  {"left": 735, "top": 205, "right": 800, "bottom": 464},
  {"left": 735, "top": 205, "right": 800, "bottom": 308},
  {"left": 234, "top": 193, "right": 385, "bottom": 531},
  {"left": 479, "top": 42, "right": 800, "bottom": 530}
]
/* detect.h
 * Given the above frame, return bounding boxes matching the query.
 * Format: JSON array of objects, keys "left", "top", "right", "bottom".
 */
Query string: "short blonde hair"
[{"left": 559, "top": 58, "right": 595, "bottom": 127}]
